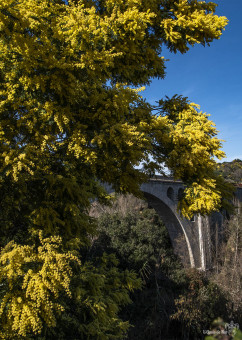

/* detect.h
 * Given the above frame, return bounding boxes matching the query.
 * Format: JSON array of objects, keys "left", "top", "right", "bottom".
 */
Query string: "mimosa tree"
[{"left": 0, "top": 0, "right": 231, "bottom": 338}]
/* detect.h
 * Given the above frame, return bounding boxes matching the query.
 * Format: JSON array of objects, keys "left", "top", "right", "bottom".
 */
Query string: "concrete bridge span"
[{"left": 104, "top": 177, "right": 242, "bottom": 270}]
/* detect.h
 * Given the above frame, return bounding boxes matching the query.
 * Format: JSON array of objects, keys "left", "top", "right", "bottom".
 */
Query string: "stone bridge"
[{"left": 105, "top": 176, "right": 242, "bottom": 270}]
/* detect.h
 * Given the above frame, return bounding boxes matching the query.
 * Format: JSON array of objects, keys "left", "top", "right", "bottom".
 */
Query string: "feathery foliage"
[{"left": 0, "top": 0, "right": 231, "bottom": 337}]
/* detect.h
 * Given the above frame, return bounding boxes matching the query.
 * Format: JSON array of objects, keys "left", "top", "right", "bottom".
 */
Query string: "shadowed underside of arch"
[{"left": 143, "top": 192, "right": 194, "bottom": 267}]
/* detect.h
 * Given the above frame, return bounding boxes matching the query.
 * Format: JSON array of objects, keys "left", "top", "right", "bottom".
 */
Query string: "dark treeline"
[{"left": 216, "top": 159, "right": 242, "bottom": 184}]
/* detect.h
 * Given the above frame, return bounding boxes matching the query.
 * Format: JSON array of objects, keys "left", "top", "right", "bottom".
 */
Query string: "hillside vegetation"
[
  {"left": 90, "top": 194, "right": 242, "bottom": 340},
  {"left": 217, "top": 159, "right": 242, "bottom": 184}
]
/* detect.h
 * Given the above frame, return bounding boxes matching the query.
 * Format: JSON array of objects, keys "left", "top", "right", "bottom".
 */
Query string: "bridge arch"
[
  {"left": 142, "top": 191, "right": 195, "bottom": 267},
  {"left": 167, "top": 187, "right": 175, "bottom": 201},
  {"left": 103, "top": 180, "right": 201, "bottom": 268},
  {"left": 101, "top": 179, "right": 242, "bottom": 269},
  {"left": 178, "top": 188, "right": 184, "bottom": 201}
]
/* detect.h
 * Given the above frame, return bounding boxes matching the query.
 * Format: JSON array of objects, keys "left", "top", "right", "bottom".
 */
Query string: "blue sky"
[{"left": 142, "top": 0, "right": 242, "bottom": 162}]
